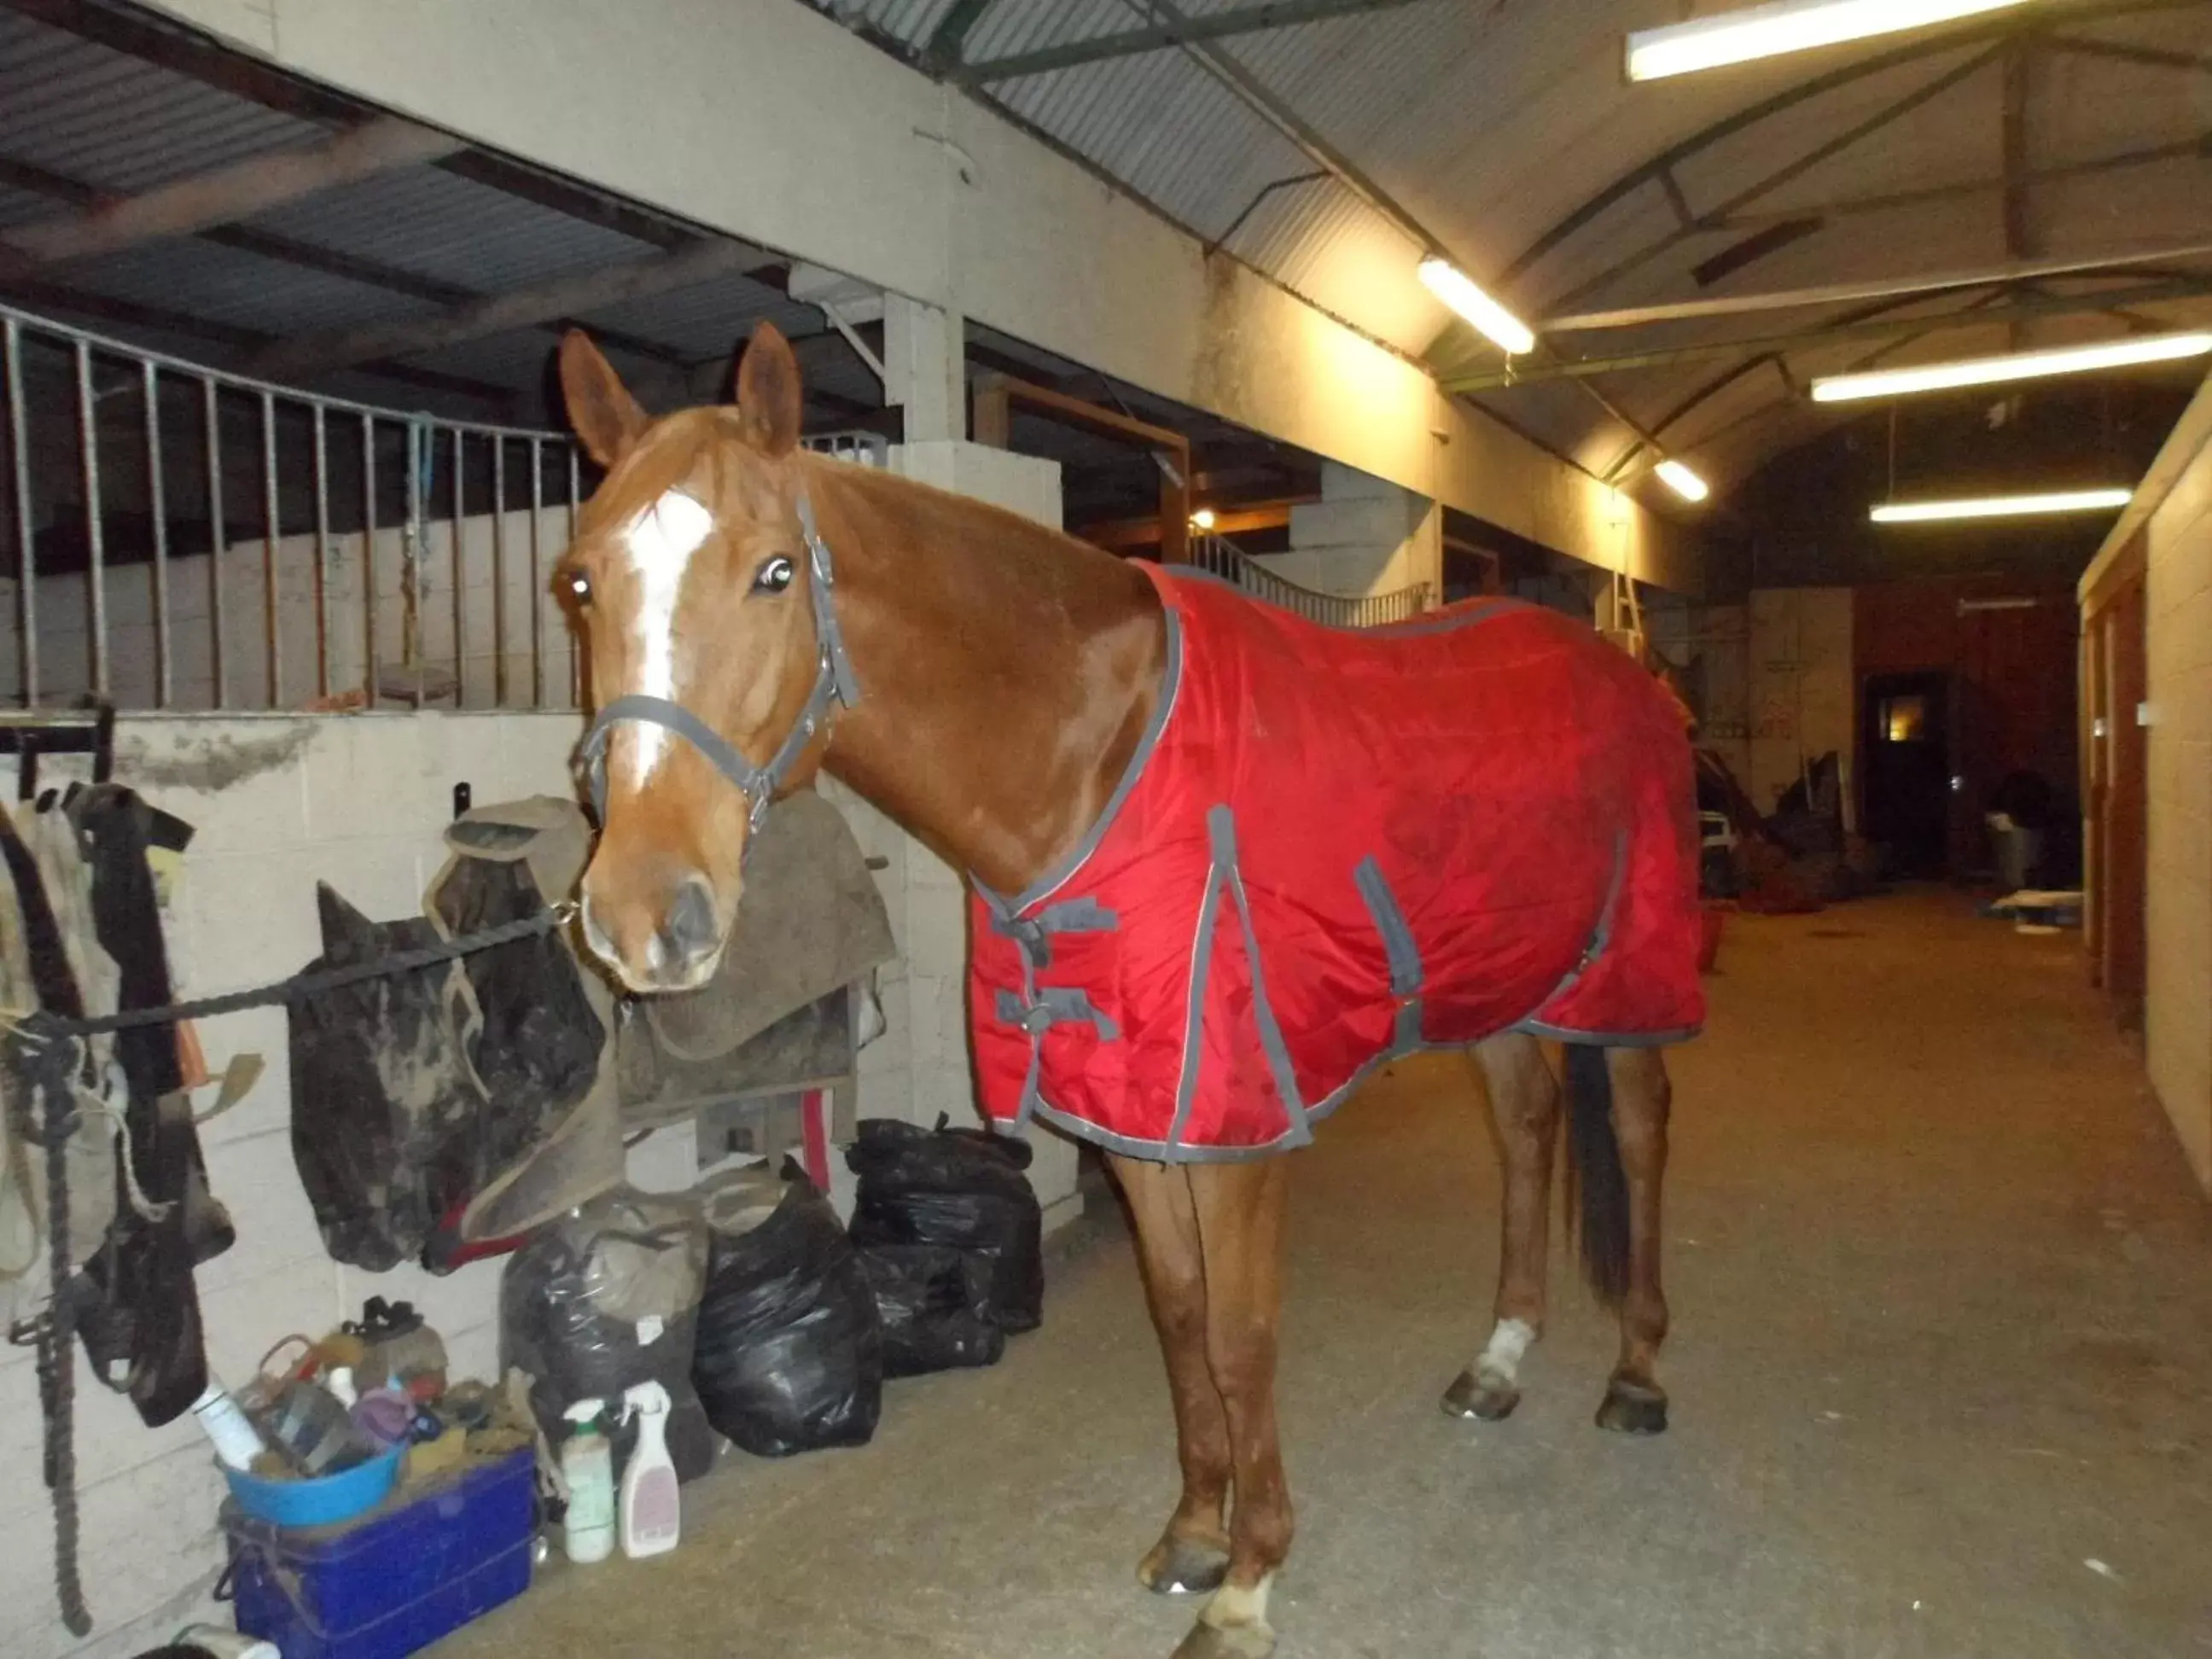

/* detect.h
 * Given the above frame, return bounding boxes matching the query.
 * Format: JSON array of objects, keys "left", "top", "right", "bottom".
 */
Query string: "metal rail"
[
  {"left": 0, "top": 300, "right": 585, "bottom": 713},
  {"left": 1184, "top": 533, "right": 1430, "bottom": 628}
]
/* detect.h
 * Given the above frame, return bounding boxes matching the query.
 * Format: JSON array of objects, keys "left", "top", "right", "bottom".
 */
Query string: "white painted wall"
[
  {"left": 2082, "top": 375, "right": 2212, "bottom": 1192},
  {"left": 136, "top": 0, "right": 1703, "bottom": 593},
  {"left": 1, "top": 710, "right": 585, "bottom": 1659},
  {"left": 0, "top": 508, "right": 580, "bottom": 714},
  {"left": 0, "top": 680, "right": 1074, "bottom": 1656},
  {"left": 861, "top": 438, "right": 1081, "bottom": 1230},
  {"left": 1260, "top": 461, "right": 1442, "bottom": 602}
]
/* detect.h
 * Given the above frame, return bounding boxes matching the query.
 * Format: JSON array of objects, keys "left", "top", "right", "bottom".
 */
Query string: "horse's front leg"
[
  {"left": 1109, "top": 1155, "right": 1233, "bottom": 1596},
  {"left": 1175, "top": 1158, "right": 1293, "bottom": 1659}
]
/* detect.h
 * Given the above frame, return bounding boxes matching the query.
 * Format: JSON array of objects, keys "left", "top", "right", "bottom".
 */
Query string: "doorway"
[
  {"left": 2081, "top": 536, "right": 2148, "bottom": 1028},
  {"left": 1863, "top": 671, "right": 1953, "bottom": 878}
]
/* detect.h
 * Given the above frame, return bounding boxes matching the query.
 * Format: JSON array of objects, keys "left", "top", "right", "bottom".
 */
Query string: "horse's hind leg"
[
  {"left": 1443, "top": 1030, "right": 1559, "bottom": 1421},
  {"left": 1595, "top": 1045, "right": 1672, "bottom": 1435},
  {"left": 1174, "top": 1158, "right": 1293, "bottom": 1659},
  {"left": 1109, "top": 1155, "right": 1233, "bottom": 1597}
]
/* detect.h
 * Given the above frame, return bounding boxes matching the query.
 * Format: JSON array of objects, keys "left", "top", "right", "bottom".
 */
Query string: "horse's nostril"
[{"left": 665, "top": 878, "right": 719, "bottom": 958}]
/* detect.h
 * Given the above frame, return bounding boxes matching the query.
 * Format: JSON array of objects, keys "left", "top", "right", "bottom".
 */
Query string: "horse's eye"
[
  {"left": 567, "top": 571, "right": 591, "bottom": 608},
  {"left": 753, "top": 556, "right": 795, "bottom": 596}
]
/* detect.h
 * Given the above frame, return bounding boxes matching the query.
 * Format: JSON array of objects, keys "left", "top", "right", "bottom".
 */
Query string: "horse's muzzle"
[{"left": 580, "top": 874, "right": 724, "bottom": 993}]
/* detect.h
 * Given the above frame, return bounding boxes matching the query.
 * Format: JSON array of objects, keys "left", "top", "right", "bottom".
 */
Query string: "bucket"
[{"left": 222, "top": 1443, "right": 405, "bottom": 1530}]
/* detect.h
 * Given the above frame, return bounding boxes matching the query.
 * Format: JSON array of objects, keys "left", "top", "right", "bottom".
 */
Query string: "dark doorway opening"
[{"left": 1863, "top": 670, "right": 1953, "bottom": 878}]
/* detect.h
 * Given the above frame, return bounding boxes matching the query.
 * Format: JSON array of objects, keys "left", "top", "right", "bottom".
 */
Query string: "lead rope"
[
  {"left": 3, "top": 897, "right": 576, "bottom": 1638},
  {"left": 6, "top": 1028, "right": 91, "bottom": 1637}
]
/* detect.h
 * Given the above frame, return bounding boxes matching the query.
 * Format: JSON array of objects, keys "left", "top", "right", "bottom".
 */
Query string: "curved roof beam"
[{"left": 1497, "top": 0, "right": 2212, "bottom": 293}]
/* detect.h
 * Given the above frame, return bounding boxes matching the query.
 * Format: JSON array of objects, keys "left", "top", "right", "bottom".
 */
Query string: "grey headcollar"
[{"left": 579, "top": 490, "right": 861, "bottom": 841}]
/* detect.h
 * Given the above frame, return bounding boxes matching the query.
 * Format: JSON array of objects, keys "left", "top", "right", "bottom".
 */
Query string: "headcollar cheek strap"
[{"left": 579, "top": 485, "right": 860, "bottom": 839}]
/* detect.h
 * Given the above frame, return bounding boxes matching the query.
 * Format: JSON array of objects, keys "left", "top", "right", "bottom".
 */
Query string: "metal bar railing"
[
  {"left": 74, "top": 340, "right": 105, "bottom": 697},
  {"left": 361, "top": 414, "right": 377, "bottom": 712},
  {"left": 528, "top": 436, "right": 544, "bottom": 709},
  {"left": 203, "top": 375, "right": 226, "bottom": 709},
  {"left": 311, "top": 405, "right": 330, "bottom": 701},
  {"left": 143, "top": 361, "right": 170, "bottom": 707},
  {"left": 0, "top": 299, "right": 581, "bottom": 713},
  {"left": 1184, "top": 534, "right": 1431, "bottom": 629},
  {"left": 260, "top": 388, "right": 281, "bottom": 706},
  {"left": 5, "top": 319, "right": 35, "bottom": 707},
  {"left": 800, "top": 430, "right": 891, "bottom": 468},
  {"left": 492, "top": 436, "right": 508, "bottom": 707}
]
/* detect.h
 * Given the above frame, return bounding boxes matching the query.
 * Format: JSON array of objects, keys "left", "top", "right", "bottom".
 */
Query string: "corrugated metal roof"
[
  {"left": 244, "top": 166, "right": 660, "bottom": 299},
  {"left": 577, "top": 276, "right": 823, "bottom": 361},
  {"left": 63, "top": 238, "right": 436, "bottom": 340},
  {"left": 805, "top": 0, "right": 2212, "bottom": 492},
  {"left": 4, "top": 0, "right": 2208, "bottom": 502},
  {"left": 0, "top": 9, "right": 320, "bottom": 195}
]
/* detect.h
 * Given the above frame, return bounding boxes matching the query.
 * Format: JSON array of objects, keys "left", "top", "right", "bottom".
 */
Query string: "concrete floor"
[{"left": 445, "top": 892, "right": 2212, "bottom": 1659}]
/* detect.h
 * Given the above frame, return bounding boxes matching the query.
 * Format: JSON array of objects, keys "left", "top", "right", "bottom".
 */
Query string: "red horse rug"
[{"left": 968, "top": 563, "right": 1706, "bottom": 1161}]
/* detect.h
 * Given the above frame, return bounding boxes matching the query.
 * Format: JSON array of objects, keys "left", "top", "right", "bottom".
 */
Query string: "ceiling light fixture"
[
  {"left": 1654, "top": 459, "right": 1712, "bottom": 502},
  {"left": 1625, "top": 0, "right": 2032, "bottom": 82},
  {"left": 1417, "top": 257, "right": 1536, "bottom": 355},
  {"left": 1812, "top": 331, "right": 2212, "bottom": 402},
  {"left": 1870, "top": 487, "right": 2132, "bottom": 523},
  {"left": 1190, "top": 508, "right": 1218, "bottom": 531}
]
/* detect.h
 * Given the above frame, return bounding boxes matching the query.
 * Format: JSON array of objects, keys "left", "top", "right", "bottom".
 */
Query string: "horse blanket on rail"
[{"left": 968, "top": 562, "right": 1705, "bottom": 1162}]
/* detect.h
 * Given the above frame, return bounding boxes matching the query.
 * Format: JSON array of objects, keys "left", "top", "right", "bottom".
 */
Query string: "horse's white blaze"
[
  {"left": 619, "top": 488, "right": 715, "bottom": 784},
  {"left": 1476, "top": 1316, "right": 1536, "bottom": 1388}
]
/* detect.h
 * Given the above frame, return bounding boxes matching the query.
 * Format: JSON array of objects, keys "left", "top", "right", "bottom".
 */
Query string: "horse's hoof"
[
  {"left": 1441, "top": 1367, "right": 1520, "bottom": 1422},
  {"left": 1173, "top": 1620, "right": 1277, "bottom": 1659},
  {"left": 1595, "top": 1379, "right": 1668, "bottom": 1435},
  {"left": 1139, "top": 1535, "right": 1231, "bottom": 1597}
]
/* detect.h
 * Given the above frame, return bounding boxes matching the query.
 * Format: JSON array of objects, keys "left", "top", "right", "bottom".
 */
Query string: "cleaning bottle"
[
  {"left": 188, "top": 1378, "right": 266, "bottom": 1472},
  {"left": 618, "top": 1380, "right": 680, "bottom": 1557},
  {"left": 559, "top": 1399, "right": 615, "bottom": 1564}
]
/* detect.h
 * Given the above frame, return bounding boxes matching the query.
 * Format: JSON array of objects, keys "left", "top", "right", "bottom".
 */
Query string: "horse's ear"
[
  {"left": 558, "top": 329, "right": 648, "bottom": 469},
  {"left": 733, "top": 323, "right": 802, "bottom": 458}
]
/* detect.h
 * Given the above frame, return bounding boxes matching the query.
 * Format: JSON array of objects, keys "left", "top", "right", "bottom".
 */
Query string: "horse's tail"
[{"left": 1562, "top": 1043, "right": 1630, "bottom": 1309}]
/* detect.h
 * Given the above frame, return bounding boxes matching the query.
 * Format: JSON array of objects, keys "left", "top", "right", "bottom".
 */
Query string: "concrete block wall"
[
  {"left": 0, "top": 507, "right": 581, "bottom": 714},
  {"left": 2144, "top": 427, "right": 2212, "bottom": 1189},
  {"left": 866, "top": 438, "right": 1080, "bottom": 1227},
  {"left": 1260, "top": 461, "right": 1441, "bottom": 600},
  {"left": 1, "top": 710, "right": 586, "bottom": 1659},
  {"left": 2, "top": 439, "right": 1084, "bottom": 1658}
]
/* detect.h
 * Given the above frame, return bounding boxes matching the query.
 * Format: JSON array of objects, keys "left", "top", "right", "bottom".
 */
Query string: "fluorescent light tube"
[
  {"left": 1417, "top": 258, "right": 1536, "bottom": 355},
  {"left": 1626, "top": 0, "right": 2031, "bottom": 82},
  {"left": 1812, "top": 332, "right": 2212, "bottom": 402},
  {"left": 1655, "top": 459, "right": 1712, "bottom": 501},
  {"left": 1870, "top": 487, "right": 2132, "bottom": 523}
]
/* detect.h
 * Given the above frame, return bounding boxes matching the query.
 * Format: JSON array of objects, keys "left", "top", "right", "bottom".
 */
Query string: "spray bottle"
[
  {"left": 559, "top": 1399, "right": 615, "bottom": 1564},
  {"left": 618, "top": 1380, "right": 680, "bottom": 1557}
]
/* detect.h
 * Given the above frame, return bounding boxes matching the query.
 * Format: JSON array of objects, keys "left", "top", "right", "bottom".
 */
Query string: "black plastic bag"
[
  {"left": 498, "top": 1188, "right": 717, "bottom": 1482},
  {"left": 857, "top": 1243, "right": 1005, "bottom": 1377},
  {"left": 846, "top": 1116, "right": 1044, "bottom": 1335},
  {"left": 693, "top": 1179, "right": 882, "bottom": 1458}
]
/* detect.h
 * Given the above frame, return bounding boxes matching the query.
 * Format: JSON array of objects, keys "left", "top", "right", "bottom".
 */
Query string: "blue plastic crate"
[{"left": 224, "top": 1447, "right": 536, "bottom": 1659}]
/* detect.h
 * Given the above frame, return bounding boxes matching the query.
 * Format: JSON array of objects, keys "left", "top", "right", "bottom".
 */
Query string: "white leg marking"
[
  {"left": 618, "top": 489, "right": 714, "bottom": 785},
  {"left": 1476, "top": 1317, "right": 1536, "bottom": 1390},
  {"left": 1202, "top": 1574, "right": 1273, "bottom": 1634}
]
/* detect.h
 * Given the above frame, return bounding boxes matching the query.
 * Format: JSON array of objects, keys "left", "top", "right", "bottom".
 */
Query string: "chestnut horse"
[{"left": 556, "top": 324, "right": 1683, "bottom": 1659}]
